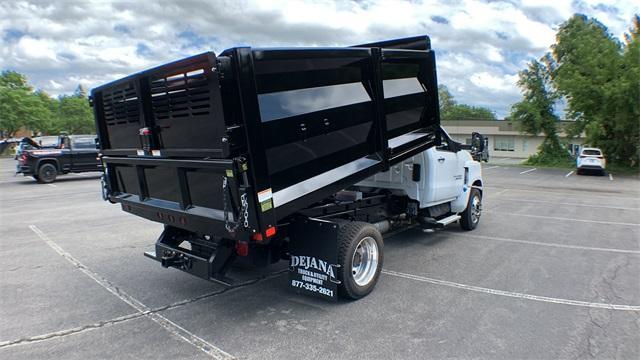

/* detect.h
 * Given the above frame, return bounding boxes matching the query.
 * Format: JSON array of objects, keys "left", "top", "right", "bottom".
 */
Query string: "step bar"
[{"left": 420, "top": 214, "right": 461, "bottom": 229}]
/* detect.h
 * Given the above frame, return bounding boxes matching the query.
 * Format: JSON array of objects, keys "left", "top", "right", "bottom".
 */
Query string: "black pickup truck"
[{"left": 16, "top": 135, "right": 102, "bottom": 183}]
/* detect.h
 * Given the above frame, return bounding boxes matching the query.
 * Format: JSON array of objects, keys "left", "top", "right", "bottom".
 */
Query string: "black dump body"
[{"left": 91, "top": 36, "right": 440, "bottom": 243}]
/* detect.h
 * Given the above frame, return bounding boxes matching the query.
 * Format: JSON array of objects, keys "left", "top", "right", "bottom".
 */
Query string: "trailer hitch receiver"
[{"left": 161, "top": 250, "right": 191, "bottom": 270}]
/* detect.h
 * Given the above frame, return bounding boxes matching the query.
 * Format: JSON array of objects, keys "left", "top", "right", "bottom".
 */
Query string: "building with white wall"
[{"left": 442, "top": 120, "right": 585, "bottom": 159}]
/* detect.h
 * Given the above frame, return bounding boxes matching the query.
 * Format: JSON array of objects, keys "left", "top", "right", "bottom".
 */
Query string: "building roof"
[{"left": 441, "top": 119, "right": 583, "bottom": 138}]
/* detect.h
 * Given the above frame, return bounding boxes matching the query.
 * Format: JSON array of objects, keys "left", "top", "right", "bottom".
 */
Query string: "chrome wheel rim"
[
  {"left": 471, "top": 195, "right": 482, "bottom": 224},
  {"left": 351, "top": 236, "right": 379, "bottom": 286}
]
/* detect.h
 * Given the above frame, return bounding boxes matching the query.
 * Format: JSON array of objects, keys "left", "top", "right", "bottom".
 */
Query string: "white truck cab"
[{"left": 358, "top": 127, "right": 484, "bottom": 230}]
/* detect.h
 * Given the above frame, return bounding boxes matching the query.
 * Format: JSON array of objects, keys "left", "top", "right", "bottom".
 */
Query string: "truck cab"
[{"left": 358, "top": 127, "right": 484, "bottom": 230}]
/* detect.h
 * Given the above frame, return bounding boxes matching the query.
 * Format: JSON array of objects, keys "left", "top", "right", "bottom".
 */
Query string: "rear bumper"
[
  {"left": 17, "top": 165, "right": 33, "bottom": 175},
  {"left": 577, "top": 164, "right": 605, "bottom": 170},
  {"left": 117, "top": 195, "right": 237, "bottom": 239}
]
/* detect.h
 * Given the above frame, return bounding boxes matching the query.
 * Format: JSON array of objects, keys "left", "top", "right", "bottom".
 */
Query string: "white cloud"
[
  {"left": 470, "top": 72, "right": 519, "bottom": 92},
  {"left": 48, "top": 79, "right": 63, "bottom": 90},
  {"left": 0, "top": 0, "right": 637, "bottom": 118}
]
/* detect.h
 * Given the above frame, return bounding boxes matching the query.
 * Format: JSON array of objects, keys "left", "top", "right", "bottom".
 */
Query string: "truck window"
[
  {"left": 582, "top": 149, "right": 601, "bottom": 156},
  {"left": 72, "top": 137, "right": 97, "bottom": 150}
]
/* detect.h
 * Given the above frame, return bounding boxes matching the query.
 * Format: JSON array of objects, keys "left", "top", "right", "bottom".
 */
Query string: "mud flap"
[{"left": 288, "top": 218, "right": 341, "bottom": 301}]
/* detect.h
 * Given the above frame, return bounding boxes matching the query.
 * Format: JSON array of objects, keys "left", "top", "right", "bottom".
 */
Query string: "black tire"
[
  {"left": 460, "top": 188, "right": 482, "bottom": 231},
  {"left": 337, "top": 221, "right": 384, "bottom": 300},
  {"left": 37, "top": 163, "right": 58, "bottom": 183}
]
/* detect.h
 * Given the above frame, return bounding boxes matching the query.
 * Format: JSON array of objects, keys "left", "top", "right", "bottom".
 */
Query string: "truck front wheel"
[
  {"left": 37, "top": 163, "right": 58, "bottom": 184},
  {"left": 460, "top": 188, "right": 482, "bottom": 230},
  {"left": 337, "top": 221, "right": 384, "bottom": 300}
]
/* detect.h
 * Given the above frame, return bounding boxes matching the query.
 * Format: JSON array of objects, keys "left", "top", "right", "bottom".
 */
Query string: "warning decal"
[{"left": 258, "top": 188, "right": 273, "bottom": 212}]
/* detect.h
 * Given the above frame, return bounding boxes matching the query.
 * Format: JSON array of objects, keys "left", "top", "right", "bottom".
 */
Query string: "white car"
[{"left": 577, "top": 147, "right": 606, "bottom": 175}]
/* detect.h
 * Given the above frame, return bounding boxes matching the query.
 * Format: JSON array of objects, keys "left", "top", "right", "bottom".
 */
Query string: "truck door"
[
  {"left": 70, "top": 137, "right": 99, "bottom": 171},
  {"left": 432, "top": 135, "right": 464, "bottom": 201}
]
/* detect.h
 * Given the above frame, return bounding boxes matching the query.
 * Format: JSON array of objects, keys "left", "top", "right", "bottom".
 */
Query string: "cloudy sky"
[{"left": 1, "top": 0, "right": 637, "bottom": 118}]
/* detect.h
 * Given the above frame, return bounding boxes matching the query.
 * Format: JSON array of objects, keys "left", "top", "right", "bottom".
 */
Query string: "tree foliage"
[
  {"left": 0, "top": 71, "right": 94, "bottom": 138},
  {"left": 509, "top": 60, "right": 571, "bottom": 164},
  {"left": 438, "top": 85, "right": 497, "bottom": 120},
  {"left": 55, "top": 95, "right": 95, "bottom": 134},
  {"left": 509, "top": 14, "right": 639, "bottom": 167},
  {"left": 550, "top": 14, "right": 639, "bottom": 167}
]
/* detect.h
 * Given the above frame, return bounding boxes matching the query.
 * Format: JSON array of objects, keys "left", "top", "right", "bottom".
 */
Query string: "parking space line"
[
  {"left": 382, "top": 269, "right": 640, "bottom": 311},
  {"left": 451, "top": 233, "right": 640, "bottom": 254},
  {"left": 519, "top": 168, "right": 537, "bottom": 175},
  {"left": 28, "top": 225, "right": 235, "bottom": 360},
  {"left": 565, "top": 171, "right": 573, "bottom": 177},
  {"left": 489, "top": 198, "right": 639, "bottom": 211},
  {"left": 0, "top": 266, "right": 288, "bottom": 350},
  {"left": 486, "top": 211, "right": 640, "bottom": 227},
  {"left": 484, "top": 186, "right": 639, "bottom": 201},
  {"left": 609, "top": 174, "right": 614, "bottom": 181}
]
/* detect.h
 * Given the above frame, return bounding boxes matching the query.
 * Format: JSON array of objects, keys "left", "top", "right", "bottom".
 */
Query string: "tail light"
[
  {"left": 250, "top": 226, "right": 277, "bottom": 242},
  {"left": 251, "top": 233, "right": 263, "bottom": 242},
  {"left": 265, "top": 226, "right": 277, "bottom": 238},
  {"left": 19, "top": 153, "right": 27, "bottom": 163},
  {"left": 236, "top": 241, "right": 249, "bottom": 256}
]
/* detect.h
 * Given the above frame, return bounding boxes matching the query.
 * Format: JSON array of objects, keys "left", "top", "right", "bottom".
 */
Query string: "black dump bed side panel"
[{"left": 238, "top": 39, "right": 440, "bottom": 218}]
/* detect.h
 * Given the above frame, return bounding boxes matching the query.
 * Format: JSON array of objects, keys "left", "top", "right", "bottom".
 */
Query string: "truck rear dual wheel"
[
  {"left": 460, "top": 188, "right": 482, "bottom": 231},
  {"left": 37, "top": 163, "right": 58, "bottom": 184},
  {"left": 337, "top": 221, "right": 384, "bottom": 300}
]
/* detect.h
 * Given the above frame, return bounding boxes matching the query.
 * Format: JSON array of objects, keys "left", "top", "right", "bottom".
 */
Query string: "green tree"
[
  {"left": 438, "top": 85, "right": 456, "bottom": 114},
  {"left": 550, "top": 14, "right": 639, "bottom": 166},
  {"left": 0, "top": 70, "right": 30, "bottom": 89},
  {"left": 55, "top": 94, "right": 95, "bottom": 135},
  {"left": 0, "top": 71, "right": 95, "bottom": 137},
  {"left": 438, "top": 85, "right": 496, "bottom": 120},
  {"left": 0, "top": 71, "right": 52, "bottom": 137},
  {"left": 509, "top": 60, "right": 571, "bottom": 165}
]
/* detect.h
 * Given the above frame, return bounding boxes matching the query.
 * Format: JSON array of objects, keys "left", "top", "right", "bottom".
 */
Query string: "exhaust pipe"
[{"left": 372, "top": 220, "right": 391, "bottom": 234}]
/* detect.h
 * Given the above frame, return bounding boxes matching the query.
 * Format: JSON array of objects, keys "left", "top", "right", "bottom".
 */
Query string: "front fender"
[{"left": 450, "top": 160, "right": 483, "bottom": 213}]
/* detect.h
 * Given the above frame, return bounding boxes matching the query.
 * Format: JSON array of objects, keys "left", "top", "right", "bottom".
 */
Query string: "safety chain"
[{"left": 222, "top": 176, "right": 250, "bottom": 233}]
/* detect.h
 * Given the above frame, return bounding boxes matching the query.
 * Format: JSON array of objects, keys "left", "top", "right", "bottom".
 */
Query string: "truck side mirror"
[{"left": 471, "top": 132, "right": 484, "bottom": 152}]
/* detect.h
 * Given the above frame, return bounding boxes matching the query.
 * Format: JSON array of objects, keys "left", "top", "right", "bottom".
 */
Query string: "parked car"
[
  {"left": 576, "top": 147, "right": 606, "bottom": 175},
  {"left": 16, "top": 134, "right": 102, "bottom": 183}
]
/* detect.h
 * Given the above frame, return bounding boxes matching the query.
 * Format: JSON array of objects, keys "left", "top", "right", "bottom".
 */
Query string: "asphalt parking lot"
[{"left": 1, "top": 157, "right": 639, "bottom": 359}]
